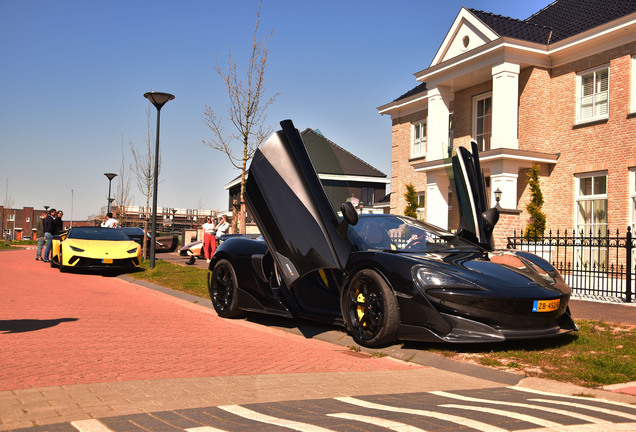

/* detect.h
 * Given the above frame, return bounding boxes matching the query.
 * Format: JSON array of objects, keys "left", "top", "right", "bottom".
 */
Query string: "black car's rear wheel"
[
  {"left": 341, "top": 269, "right": 399, "bottom": 347},
  {"left": 209, "top": 259, "right": 244, "bottom": 318}
]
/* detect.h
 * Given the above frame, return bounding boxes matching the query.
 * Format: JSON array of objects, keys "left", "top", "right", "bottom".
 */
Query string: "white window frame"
[
  {"left": 7, "top": 214, "right": 15, "bottom": 222},
  {"left": 575, "top": 172, "right": 608, "bottom": 268},
  {"left": 472, "top": 92, "right": 492, "bottom": 152},
  {"left": 416, "top": 192, "right": 425, "bottom": 221},
  {"left": 576, "top": 65, "right": 609, "bottom": 124},
  {"left": 411, "top": 120, "right": 427, "bottom": 159}
]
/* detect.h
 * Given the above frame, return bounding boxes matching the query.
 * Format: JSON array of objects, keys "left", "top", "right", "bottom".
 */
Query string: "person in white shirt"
[
  {"left": 101, "top": 212, "right": 119, "bottom": 228},
  {"left": 201, "top": 216, "right": 216, "bottom": 263},
  {"left": 215, "top": 215, "right": 230, "bottom": 238}
]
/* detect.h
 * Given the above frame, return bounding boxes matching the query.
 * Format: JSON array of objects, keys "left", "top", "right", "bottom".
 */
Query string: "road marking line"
[
  {"left": 328, "top": 412, "right": 428, "bottom": 431},
  {"left": 513, "top": 386, "right": 636, "bottom": 408},
  {"left": 516, "top": 422, "right": 636, "bottom": 431},
  {"left": 529, "top": 398, "right": 636, "bottom": 421},
  {"left": 218, "top": 405, "right": 336, "bottom": 432},
  {"left": 440, "top": 404, "right": 561, "bottom": 427},
  {"left": 186, "top": 427, "right": 230, "bottom": 432},
  {"left": 432, "top": 390, "right": 607, "bottom": 424},
  {"left": 334, "top": 396, "right": 507, "bottom": 432},
  {"left": 70, "top": 419, "right": 114, "bottom": 432}
]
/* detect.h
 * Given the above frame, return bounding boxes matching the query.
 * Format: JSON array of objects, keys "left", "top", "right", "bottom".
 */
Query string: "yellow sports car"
[{"left": 50, "top": 226, "right": 141, "bottom": 272}]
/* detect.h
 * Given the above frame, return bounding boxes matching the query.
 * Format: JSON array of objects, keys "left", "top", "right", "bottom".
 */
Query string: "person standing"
[
  {"left": 55, "top": 210, "right": 64, "bottom": 234},
  {"left": 43, "top": 208, "right": 56, "bottom": 262},
  {"left": 101, "top": 212, "right": 119, "bottom": 228},
  {"left": 201, "top": 217, "right": 216, "bottom": 264},
  {"left": 215, "top": 215, "right": 230, "bottom": 239},
  {"left": 35, "top": 212, "right": 47, "bottom": 261}
]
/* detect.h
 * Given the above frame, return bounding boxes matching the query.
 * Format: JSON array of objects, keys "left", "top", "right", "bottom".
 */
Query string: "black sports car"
[{"left": 207, "top": 120, "right": 577, "bottom": 347}]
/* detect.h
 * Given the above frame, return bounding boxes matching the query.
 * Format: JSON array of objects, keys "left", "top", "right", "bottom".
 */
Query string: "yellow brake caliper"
[{"left": 356, "top": 290, "right": 367, "bottom": 326}]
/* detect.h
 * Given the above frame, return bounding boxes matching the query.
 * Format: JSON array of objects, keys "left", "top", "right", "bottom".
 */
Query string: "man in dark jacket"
[{"left": 43, "top": 208, "right": 56, "bottom": 262}]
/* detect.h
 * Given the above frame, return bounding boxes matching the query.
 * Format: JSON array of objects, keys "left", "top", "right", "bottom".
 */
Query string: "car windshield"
[
  {"left": 67, "top": 227, "right": 132, "bottom": 241},
  {"left": 348, "top": 214, "right": 477, "bottom": 252},
  {"left": 121, "top": 227, "right": 144, "bottom": 236}
]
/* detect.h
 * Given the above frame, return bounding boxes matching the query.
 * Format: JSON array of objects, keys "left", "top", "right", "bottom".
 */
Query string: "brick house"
[{"left": 378, "top": 0, "right": 636, "bottom": 252}]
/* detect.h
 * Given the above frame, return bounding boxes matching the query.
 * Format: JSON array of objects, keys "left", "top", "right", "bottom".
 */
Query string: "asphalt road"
[{"left": 1, "top": 248, "right": 635, "bottom": 431}]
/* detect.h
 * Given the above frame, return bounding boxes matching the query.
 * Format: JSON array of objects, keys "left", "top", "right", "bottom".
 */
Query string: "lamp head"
[{"left": 144, "top": 92, "right": 175, "bottom": 110}]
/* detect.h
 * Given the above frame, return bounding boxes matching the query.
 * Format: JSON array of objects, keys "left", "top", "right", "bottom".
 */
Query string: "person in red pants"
[{"left": 201, "top": 217, "right": 217, "bottom": 264}]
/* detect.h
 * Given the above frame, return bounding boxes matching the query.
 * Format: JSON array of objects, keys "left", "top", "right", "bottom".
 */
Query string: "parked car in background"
[
  {"left": 180, "top": 234, "right": 261, "bottom": 264},
  {"left": 121, "top": 227, "right": 178, "bottom": 252},
  {"left": 50, "top": 226, "right": 141, "bottom": 273}
]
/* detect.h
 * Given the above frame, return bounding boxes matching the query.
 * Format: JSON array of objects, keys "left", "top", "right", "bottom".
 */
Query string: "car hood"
[
  {"left": 245, "top": 120, "right": 353, "bottom": 288},
  {"left": 407, "top": 248, "right": 569, "bottom": 293},
  {"left": 65, "top": 238, "right": 139, "bottom": 251}
]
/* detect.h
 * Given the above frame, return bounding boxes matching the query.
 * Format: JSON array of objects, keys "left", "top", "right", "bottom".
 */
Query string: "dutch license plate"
[
  {"left": 532, "top": 299, "right": 560, "bottom": 312},
  {"left": 102, "top": 258, "right": 113, "bottom": 264}
]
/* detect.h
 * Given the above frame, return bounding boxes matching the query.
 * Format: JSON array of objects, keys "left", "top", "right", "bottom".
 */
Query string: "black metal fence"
[{"left": 507, "top": 227, "right": 634, "bottom": 303}]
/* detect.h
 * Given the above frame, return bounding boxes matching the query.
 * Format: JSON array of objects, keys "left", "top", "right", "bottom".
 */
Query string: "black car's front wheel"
[
  {"left": 341, "top": 269, "right": 399, "bottom": 347},
  {"left": 209, "top": 259, "right": 244, "bottom": 318}
]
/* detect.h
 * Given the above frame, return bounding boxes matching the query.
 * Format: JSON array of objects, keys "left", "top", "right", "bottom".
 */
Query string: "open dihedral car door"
[
  {"left": 447, "top": 141, "right": 498, "bottom": 250},
  {"left": 245, "top": 120, "right": 353, "bottom": 289}
]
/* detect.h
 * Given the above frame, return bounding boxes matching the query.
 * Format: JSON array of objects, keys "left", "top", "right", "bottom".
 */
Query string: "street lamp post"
[
  {"left": 144, "top": 91, "right": 175, "bottom": 269},
  {"left": 104, "top": 173, "right": 117, "bottom": 214}
]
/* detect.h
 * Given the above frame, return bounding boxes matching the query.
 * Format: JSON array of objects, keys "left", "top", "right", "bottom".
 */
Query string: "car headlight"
[
  {"left": 70, "top": 246, "right": 85, "bottom": 252},
  {"left": 412, "top": 266, "right": 478, "bottom": 292},
  {"left": 127, "top": 247, "right": 139, "bottom": 254}
]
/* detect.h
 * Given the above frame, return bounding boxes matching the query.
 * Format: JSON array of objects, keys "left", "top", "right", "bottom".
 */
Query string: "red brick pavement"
[{"left": 0, "top": 249, "right": 418, "bottom": 392}]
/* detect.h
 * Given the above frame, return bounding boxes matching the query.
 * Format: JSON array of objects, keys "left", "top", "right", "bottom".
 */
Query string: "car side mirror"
[{"left": 336, "top": 201, "right": 359, "bottom": 239}]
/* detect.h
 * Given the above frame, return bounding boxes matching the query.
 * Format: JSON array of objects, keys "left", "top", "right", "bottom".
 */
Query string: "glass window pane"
[
  {"left": 579, "top": 177, "right": 592, "bottom": 196},
  {"left": 582, "top": 73, "right": 594, "bottom": 96},
  {"left": 593, "top": 176, "right": 607, "bottom": 195}
]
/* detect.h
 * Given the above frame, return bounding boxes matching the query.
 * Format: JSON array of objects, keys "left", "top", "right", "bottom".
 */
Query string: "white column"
[
  {"left": 427, "top": 86, "right": 453, "bottom": 161},
  {"left": 491, "top": 62, "right": 520, "bottom": 150},
  {"left": 490, "top": 158, "right": 519, "bottom": 209},
  {"left": 426, "top": 172, "right": 449, "bottom": 230}
]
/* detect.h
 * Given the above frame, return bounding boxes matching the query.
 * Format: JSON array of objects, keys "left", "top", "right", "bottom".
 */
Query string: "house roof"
[
  {"left": 468, "top": 9, "right": 552, "bottom": 44},
  {"left": 225, "top": 128, "right": 387, "bottom": 190},
  {"left": 300, "top": 128, "right": 386, "bottom": 178},
  {"left": 524, "top": 0, "right": 636, "bottom": 43}
]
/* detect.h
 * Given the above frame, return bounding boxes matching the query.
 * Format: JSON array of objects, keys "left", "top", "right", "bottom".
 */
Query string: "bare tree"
[
  {"left": 203, "top": 0, "right": 279, "bottom": 234},
  {"left": 130, "top": 103, "right": 160, "bottom": 221},
  {"left": 114, "top": 134, "right": 134, "bottom": 225}
]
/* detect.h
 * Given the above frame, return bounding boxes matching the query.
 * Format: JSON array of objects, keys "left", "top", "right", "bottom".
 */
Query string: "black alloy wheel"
[
  {"left": 341, "top": 269, "right": 399, "bottom": 347},
  {"left": 209, "top": 259, "right": 244, "bottom": 318}
]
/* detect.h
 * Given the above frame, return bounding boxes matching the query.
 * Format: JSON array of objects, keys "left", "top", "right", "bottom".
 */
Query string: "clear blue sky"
[{"left": 0, "top": 0, "right": 551, "bottom": 220}]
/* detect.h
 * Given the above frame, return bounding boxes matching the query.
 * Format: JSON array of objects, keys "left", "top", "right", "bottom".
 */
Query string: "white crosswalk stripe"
[
  {"left": 335, "top": 396, "right": 508, "bottom": 432},
  {"left": 432, "top": 390, "right": 609, "bottom": 424},
  {"left": 218, "top": 405, "right": 336, "bottom": 432},
  {"left": 70, "top": 419, "right": 114, "bottom": 432},
  {"left": 529, "top": 398, "right": 636, "bottom": 422},
  {"left": 440, "top": 403, "right": 561, "bottom": 427},
  {"left": 186, "top": 427, "right": 231, "bottom": 432},
  {"left": 328, "top": 412, "right": 428, "bottom": 431}
]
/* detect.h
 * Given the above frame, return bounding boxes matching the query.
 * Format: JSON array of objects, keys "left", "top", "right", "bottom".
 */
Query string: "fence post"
[{"left": 627, "top": 226, "right": 633, "bottom": 303}]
